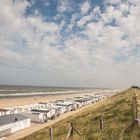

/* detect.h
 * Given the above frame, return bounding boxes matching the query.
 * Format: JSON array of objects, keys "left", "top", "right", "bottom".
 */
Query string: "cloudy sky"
[{"left": 0, "top": 0, "right": 140, "bottom": 88}]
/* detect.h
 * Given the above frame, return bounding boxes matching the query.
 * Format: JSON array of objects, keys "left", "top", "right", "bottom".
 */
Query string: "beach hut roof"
[
  {"left": 0, "top": 109, "right": 9, "bottom": 112},
  {"left": 0, "top": 114, "right": 29, "bottom": 126},
  {"left": 31, "top": 109, "right": 50, "bottom": 113}
]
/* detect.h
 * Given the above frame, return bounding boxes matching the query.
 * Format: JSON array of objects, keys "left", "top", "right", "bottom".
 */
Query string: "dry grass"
[{"left": 20, "top": 88, "right": 140, "bottom": 140}]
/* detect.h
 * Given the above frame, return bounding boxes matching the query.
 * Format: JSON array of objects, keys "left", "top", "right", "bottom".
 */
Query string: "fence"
[
  {"left": 48, "top": 115, "right": 104, "bottom": 140},
  {"left": 133, "top": 89, "right": 140, "bottom": 126},
  {"left": 48, "top": 89, "right": 139, "bottom": 140}
]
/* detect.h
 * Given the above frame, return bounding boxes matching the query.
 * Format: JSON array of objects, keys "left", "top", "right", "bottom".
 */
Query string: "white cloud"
[
  {"left": 57, "top": 0, "right": 73, "bottom": 13},
  {"left": 106, "top": 0, "right": 121, "bottom": 4},
  {"left": 0, "top": 0, "right": 61, "bottom": 64},
  {"left": 77, "top": 13, "right": 92, "bottom": 27},
  {"left": 0, "top": 0, "right": 140, "bottom": 88},
  {"left": 77, "top": 6, "right": 101, "bottom": 27},
  {"left": 81, "top": 1, "right": 91, "bottom": 15}
]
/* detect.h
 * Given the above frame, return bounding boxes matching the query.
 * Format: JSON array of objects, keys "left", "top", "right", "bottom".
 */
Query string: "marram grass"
[{"left": 20, "top": 88, "right": 140, "bottom": 140}]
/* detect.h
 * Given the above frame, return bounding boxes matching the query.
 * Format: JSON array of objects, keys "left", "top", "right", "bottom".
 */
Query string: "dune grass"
[{"left": 20, "top": 88, "right": 140, "bottom": 140}]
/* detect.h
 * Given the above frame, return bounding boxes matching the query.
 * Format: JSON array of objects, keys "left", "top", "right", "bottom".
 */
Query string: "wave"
[{"left": 0, "top": 90, "right": 96, "bottom": 97}]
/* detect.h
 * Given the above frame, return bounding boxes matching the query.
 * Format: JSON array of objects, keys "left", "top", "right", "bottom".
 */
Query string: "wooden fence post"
[
  {"left": 49, "top": 128, "right": 53, "bottom": 140},
  {"left": 99, "top": 115, "right": 104, "bottom": 130},
  {"left": 67, "top": 122, "right": 74, "bottom": 139},
  {"left": 138, "top": 113, "right": 140, "bottom": 126},
  {"left": 73, "top": 124, "right": 82, "bottom": 136},
  {"left": 66, "top": 122, "right": 82, "bottom": 139},
  {"left": 133, "top": 90, "right": 140, "bottom": 126}
]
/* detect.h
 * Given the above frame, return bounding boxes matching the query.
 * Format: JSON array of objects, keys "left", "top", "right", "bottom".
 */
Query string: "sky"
[{"left": 0, "top": 0, "right": 140, "bottom": 88}]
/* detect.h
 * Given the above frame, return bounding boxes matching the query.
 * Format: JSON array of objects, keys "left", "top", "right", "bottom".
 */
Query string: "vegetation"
[{"left": 20, "top": 88, "right": 140, "bottom": 140}]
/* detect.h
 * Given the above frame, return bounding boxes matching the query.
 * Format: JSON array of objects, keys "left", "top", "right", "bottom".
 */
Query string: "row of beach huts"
[{"left": 0, "top": 91, "right": 118, "bottom": 138}]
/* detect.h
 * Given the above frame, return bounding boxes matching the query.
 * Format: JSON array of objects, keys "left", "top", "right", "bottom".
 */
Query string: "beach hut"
[
  {"left": 0, "top": 114, "right": 30, "bottom": 138},
  {"left": 43, "top": 106, "right": 60, "bottom": 116},
  {"left": 0, "top": 109, "right": 11, "bottom": 116},
  {"left": 18, "top": 103, "right": 45, "bottom": 113},
  {"left": 55, "top": 103, "right": 73, "bottom": 112},
  {"left": 38, "top": 102, "right": 48, "bottom": 108},
  {"left": 74, "top": 98, "right": 90, "bottom": 106},
  {"left": 48, "top": 105, "right": 66, "bottom": 115},
  {"left": 4, "top": 107, "right": 21, "bottom": 115},
  {"left": 52, "top": 105, "right": 67, "bottom": 114},
  {"left": 71, "top": 101, "right": 82, "bottom": 108},
  {"left": 31, "top": 109, "right": 55, "bottom": 120},
  {"left": 23, "top": 112, "right": 47, "bottom": 123},
  {"left": 39, "top": 108, "right": 56, "bottom": 119},
  {"left": 84, "top": 95, "right": 97, "bottom": 103}
]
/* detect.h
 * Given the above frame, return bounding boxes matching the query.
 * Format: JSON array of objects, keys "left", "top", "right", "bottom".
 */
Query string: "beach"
[
  {"left": 0, "top": 91, "right": 97, "bottom": 108},
  {"left": 0, "top": 91, "right": 97, "bottom": 140},
  {"left": 5, "top": 101, "right": 98, "bottom": 140},
  {"left": 0, "top": 89, "right": 118, "bottom": 140}
]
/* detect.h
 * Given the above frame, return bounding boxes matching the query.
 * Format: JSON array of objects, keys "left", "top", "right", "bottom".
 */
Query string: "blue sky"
[
  {"left": 25, "top": 0, "right": 106, "bottom": 40},
  {"left": 0, "top": 0, "right": 140, "bottom": 88}
]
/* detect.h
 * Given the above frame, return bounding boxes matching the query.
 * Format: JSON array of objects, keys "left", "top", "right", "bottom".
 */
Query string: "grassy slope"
[{"left": 20, "top": 88, "right": 140, "bottom": 140}]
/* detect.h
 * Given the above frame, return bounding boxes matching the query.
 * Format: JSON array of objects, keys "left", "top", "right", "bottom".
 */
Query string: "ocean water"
[{"left": 0, "top": 85, "right": 100, "bottom": 98}]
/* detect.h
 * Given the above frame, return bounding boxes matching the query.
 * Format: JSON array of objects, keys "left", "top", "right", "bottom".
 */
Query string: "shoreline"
[{"left": 0, "top": 90, "right": 96, "bottom": 99}]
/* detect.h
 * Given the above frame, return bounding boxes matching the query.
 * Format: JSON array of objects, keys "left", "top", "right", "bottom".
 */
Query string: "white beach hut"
[
  {"left": 0, "top": 109, "right": 10, "bottom": 116},
  {"left": 23, "top": 112, "right": 47, "bottom": 123},
  {"left": 0, "top": 114, "right": 30, "bottom": 138},
  {"left": 30, "top": 109, "right": 55, "bottom": 120}
]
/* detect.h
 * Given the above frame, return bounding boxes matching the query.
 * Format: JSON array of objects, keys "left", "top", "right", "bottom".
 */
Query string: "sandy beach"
[
  {"left": 0, "top": 91, "right": 96, "bottom": 108},
  {"left": 6, "top": 102, "right": 98, "bottom": 140},
  {"left": 0, "top": 91, "right": 99, "bottom": 140},
  {"left": 0, "top": 90, "right": 118, "bottom": 140}
]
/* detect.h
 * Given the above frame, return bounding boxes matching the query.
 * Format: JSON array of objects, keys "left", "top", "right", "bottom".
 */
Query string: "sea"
[{"left": 0, "top": 85, "right": 104, "bottom": 99}]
